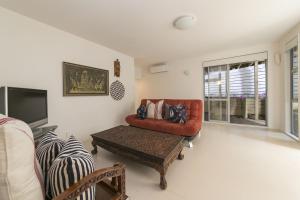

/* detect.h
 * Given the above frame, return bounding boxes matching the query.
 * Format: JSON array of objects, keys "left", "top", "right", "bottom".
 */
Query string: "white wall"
[
  {"left": 0, "top": 7, "right": 135, "bottom": 144},
  {"left": 136, "top": 43, "right": 284, "bottom": 131}
]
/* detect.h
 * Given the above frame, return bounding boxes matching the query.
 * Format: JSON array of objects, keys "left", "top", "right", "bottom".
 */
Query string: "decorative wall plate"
[{"left": 110, "top": 80, "right": 125, "bottom": 100}]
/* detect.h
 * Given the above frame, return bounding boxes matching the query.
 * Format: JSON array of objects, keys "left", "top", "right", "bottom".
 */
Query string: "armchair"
[{"left": 54, "top": 163, "right": 127, "bottom": 200}]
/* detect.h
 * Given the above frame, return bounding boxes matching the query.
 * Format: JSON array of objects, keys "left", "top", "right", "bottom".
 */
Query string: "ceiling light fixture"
[{"left": 173, "top": 15, "right": 197, "bottom": 30}]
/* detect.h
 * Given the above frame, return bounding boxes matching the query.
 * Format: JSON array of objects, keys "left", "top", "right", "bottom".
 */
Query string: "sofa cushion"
[
  {"left": 146, "top": 100, "right": 164, "bottom": 119},
  {"left": 136, "top": 104, "right": 147, "bottom": 119},
  {"left": 126, "top": 114, "right": 201, "bottom": 137},
  {"left": 36, "top": 131, "right": 65, "bottom": 200},
  {"left": 0, "top": 114, "right": 44, "bottom": 200},
  {"left": 163, "top": 103, "right": 171, "bottom": 120},
  {"left": 168, "top": 104, "right": 187, "bottom": 124},
  {"left": 142, "top": 99, "right": 202, "bottom": 121},
  {"left": 49, "top": 135, "right": 95, "bottom": 200}
]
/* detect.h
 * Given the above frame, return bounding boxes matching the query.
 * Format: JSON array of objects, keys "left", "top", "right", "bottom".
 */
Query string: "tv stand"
[{"left": 33, "top": 125, "right": 58, "bottom": 146}]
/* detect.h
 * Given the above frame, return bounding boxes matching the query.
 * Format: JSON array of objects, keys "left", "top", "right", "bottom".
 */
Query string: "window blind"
[{"left": 202, "top": 52, "right": 267, "bottom": 67}]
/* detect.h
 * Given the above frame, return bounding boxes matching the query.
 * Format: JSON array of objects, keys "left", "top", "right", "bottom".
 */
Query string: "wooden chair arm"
[{"left": 53, "top": 163, "right": 126, "bottom": 200}]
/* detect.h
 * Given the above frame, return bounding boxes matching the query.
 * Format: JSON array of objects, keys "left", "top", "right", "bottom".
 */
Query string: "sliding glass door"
[
  {"left": 204, "top": 60, "right": 267, "bottom": 126},
  {"left": 204, "top": 65, "right": 228, "bottom": 122},
  {"left": 290, "top": 46, "right": 298, "bottom": 137},
  {"left": 229, "top": 61, "right": 266, "bottom": 126}
]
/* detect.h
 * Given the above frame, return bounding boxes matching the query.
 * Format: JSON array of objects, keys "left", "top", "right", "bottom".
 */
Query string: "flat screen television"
[{"left": 0, "top": 87, "right": 48, "bottom": 129}]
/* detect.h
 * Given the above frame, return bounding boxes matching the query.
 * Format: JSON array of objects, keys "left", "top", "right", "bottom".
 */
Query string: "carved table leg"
[
  {"left": 91, "top": 140, "right": 98, "bottom": 155},
  {"left": 160, "top": 171, "right": 167, "bottom": 190},
  {"left": 177, "top": 150, "right": 184, "bottom": 160}
]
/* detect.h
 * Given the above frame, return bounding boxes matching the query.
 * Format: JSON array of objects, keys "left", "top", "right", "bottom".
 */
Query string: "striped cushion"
[
  {"left": 36, "top": 131, "right": 65, "bottom": 200},
  {"left": 146, "top": 99, "right": 164, "bottom": 119},
  {"left": 49, "top": 135, "right": 95, "bottom": 200}
]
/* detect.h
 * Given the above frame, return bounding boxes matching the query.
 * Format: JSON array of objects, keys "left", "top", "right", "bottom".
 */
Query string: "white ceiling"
[{"left": 1, "top": 0, "right": 300, "bottom": 66}]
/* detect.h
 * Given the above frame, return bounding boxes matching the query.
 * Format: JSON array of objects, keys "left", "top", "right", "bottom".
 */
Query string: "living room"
[{"left": 1, "top": 1, "right": 300, "bottom": 200}]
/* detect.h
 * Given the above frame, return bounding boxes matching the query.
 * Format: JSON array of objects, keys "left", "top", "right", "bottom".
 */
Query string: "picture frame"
[{"left": 63, "top": 62, "right": 109, "bottom": 96}]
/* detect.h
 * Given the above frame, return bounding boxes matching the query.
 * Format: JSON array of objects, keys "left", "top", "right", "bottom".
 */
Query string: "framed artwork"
[{"left": 63, "top": 62, "right": 109, "bottom": 96}]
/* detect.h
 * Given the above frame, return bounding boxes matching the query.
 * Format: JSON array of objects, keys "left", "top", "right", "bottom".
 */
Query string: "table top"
[{"left": 91, "top": 125, "right": 184, "bottom": 160}]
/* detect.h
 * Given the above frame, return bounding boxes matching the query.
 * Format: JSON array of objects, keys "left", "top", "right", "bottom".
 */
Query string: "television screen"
[{"left": 7, "top": 87, "right": 48, "bottom": 125}]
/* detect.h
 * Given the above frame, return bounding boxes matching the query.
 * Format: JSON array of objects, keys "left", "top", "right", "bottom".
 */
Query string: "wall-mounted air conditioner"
[{"left": 149, "top": 64, "right": 168, "bottom": 74}]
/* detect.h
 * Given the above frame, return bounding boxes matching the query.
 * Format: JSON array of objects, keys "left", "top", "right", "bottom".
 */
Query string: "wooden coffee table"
[{"left": 91, "top": 125, "right": 184, "bottom": 190}]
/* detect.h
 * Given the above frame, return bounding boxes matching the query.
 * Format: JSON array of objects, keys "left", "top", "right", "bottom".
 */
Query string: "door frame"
[{"left": 285, "top": 34, "right": 300, "bottom": 140}]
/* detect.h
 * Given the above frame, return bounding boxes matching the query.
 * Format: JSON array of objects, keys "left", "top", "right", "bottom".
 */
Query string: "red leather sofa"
[{"left": 126, "top": 99, "right": 203, "bottom": 137}]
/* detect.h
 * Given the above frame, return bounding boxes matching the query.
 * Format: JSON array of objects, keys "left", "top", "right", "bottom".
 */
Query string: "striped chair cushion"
[
  {"left": 36, "top": 131, "right": 65, "bottom": 200},
  {"left": 49, "top": 135, "right": 95, "bottom": 200},
  {"left": 146, "top": 99, "right": 164, "bottom": 119}
]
